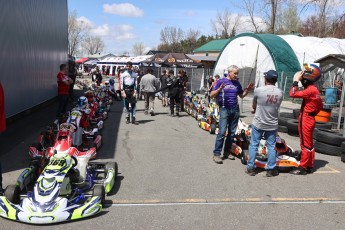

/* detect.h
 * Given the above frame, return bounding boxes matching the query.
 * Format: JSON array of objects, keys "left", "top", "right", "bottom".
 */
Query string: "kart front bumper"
[{"left": 0, "top": 196, "right": 102, "bottom": 224}]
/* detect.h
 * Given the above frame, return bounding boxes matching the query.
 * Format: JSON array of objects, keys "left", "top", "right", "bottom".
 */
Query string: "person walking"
[
  {"left": 121, "top": 62, "right": 138, "bottom": 124},
  {"left": 56, "top": 64, "right": 73, "bottom": 119},
  {"left": 210, "top": 65, "right": 254, "bottom": 164},
  {"left": 140, "top": 69, "right": 160, "bottom": 116},
  {"left": 245, "top": 70, "right": 283, "bottom": 177},
  {"left": 289, "top": 64, "right": 323, "bottom": 175},
  {"left": 167, "top": 70, "right": 183, "bottom": 117}
]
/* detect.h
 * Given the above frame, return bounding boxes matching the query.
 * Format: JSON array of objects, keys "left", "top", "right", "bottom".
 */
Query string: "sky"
[
  {"left": 68, "top": 0, "right": 345, "bottom": 56},
  {"left": 68, "top": 0, "right": 253, "bottom": 55}
]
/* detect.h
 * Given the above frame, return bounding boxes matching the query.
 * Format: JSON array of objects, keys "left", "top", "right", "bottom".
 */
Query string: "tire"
[
  {"left": 278, "top": 125, "right": 288, "bottom": 133},
  {"left": 280, "top": 112, "right": 294, "bottom": 118},
  {"left": 209, "top": 124, "right": 216, "bottom": 134},
  {"left": 105, "top": 162, "right": 118, "bottom": 178},
  {"left": 286, "top": 119, "right": 299, "bottom": 135},
  {"left": 4, "top": 185, "right": 21, "bottom": 204},
  {"left": 292, "top": 109, "right": 300, "bottom": 119},
  {"left": 313, "top": 128, "right": 345, "bottom": 146},
  {"left": 92, "top": 185, "right": 105, "bottom": 206},
  {"left": 278, "top": 117, "right": 290, "bottom": 126},
  {"left": 314, "top": 141, "right": 342, "bottom": 156},
  {"left": 31, "top": 142, "right": 43, "bottom": 151},
  {"left": 315, "top": 122, "right": 332, "bottom": 130},
  {"left": 342, "top": 142, "right": 345, "bottom": 153},
  {"left": 241, "top": 150, "right": 248, "bottom": 165},
  {"left": 341, "top": 152, "right": 345, "bottom": 163}
]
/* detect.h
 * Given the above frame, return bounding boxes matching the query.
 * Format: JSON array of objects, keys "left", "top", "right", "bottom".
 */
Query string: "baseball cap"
[{"left": 264, "top": 70, "right": 278, "bottom": 80}]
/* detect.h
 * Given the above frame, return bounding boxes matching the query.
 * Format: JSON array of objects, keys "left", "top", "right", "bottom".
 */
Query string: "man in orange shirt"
[{"left": 56, "top": 64, "right": 73, "bottom": 119}]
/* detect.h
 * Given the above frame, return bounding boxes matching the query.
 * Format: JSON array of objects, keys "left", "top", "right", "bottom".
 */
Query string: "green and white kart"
[{"left": 0, "top": 153, "right": 117, "bottom": 224}]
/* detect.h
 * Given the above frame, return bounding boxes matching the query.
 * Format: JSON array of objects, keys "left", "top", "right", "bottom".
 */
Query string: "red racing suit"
[{"left": 289, "top": 84, "right": 323, "bottom": 169}]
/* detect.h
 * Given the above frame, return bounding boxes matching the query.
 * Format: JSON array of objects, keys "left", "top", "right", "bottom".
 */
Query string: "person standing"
[
  {"left": 95, "top": 67, "right": 103, "bottom": 86},
  {"left": 179, "top": 70, "right": 188, "bottom": 112},
  {"left": 289, "top": 64, "right": 323, "bottom": 175},
  {"left": 245, "top": 70, "right": 283, "bottom": 177},
  {"left": 56, "top": 64, "right": 73, "bottom": 119},
  {"left": 167, "top": 70, "right": 183, "bottom": 117},
  {"left": 208, "top": 75, "right": 219, "bottom": 103},
  {"left": 68, "top": 59, "right": 77, "bottom": 100},
  {"left": 0, "top": 81, "right": 5, "bottom": 194},
  {"left": 160, "top": 70, "right": 169, "bottom": 107},
  {"left": 210, "top": 65, "right": 254, "bottom": 164},
  {"left": 121, "top": 62, "right": 138, "bottom": 124},
  {"left": 136, "top": 70, "right": 144, "bottom": 100},
  {"left": 140, "top": 69, "right": 160, "bottom": 116}
]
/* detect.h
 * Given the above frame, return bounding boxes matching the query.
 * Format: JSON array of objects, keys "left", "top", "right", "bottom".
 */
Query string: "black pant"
[{"left": 169, "top": 94, "right": 180, "bottom": 114}]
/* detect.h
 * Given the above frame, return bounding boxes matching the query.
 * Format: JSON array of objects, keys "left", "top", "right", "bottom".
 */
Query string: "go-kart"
[
  {"left": 30, "top": 110, "right": 102, "bottom": 159},
  {"left": 0, "top": 153, "right": 117, "bottom": 224},
  {"left": 241, "top": 135, "right": 301, "bottom": 171}
]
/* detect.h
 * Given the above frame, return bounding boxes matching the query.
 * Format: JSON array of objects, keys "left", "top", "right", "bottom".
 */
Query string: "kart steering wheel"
[{"left": 71, "top": 155, "right": 78, "bottom": 167}]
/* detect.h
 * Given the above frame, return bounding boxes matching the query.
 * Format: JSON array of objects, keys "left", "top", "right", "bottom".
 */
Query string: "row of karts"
[
  {"left": 0, "top": 82, "right": 118, "bottom": 224},
  {"left": 183, "top": 92, "right": 302, "bottom": 171}
]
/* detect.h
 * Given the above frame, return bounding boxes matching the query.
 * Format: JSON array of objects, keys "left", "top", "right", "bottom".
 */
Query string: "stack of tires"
[
  {"left": 280, "top": 109, "right": 333, "bottom": 136},
  {"left": 278, "top": 111, "right": 296, "bottom": 133},
  {"left": 313, "top": 128, "right": 345, "bottom": 158}
]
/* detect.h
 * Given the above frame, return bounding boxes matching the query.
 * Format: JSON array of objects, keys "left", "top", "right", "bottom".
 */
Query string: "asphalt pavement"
[{"left": 1, "top": 78, "right": 345, "bottom": 229}]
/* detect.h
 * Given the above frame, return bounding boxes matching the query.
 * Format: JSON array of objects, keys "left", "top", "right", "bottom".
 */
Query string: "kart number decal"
[{"left": 48, "top": 159, "right": 66, "bottom": 167}]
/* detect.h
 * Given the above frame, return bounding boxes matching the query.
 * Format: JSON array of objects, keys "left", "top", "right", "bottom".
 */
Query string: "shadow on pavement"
[{"left": 0, "top": 88, "right": 124, "bottom": 175}]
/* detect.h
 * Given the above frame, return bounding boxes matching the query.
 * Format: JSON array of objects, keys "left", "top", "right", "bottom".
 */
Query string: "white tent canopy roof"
[{"left": 214, "top": 33, "right": 345, "bottom": 85}]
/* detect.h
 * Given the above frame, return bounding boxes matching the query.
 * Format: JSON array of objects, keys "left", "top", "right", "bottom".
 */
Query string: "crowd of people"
[
  {"left": 208, "top": 64, "right": 323, "bottom": 178},
  {"left": 0, "top": 61, "right": 323, "bottom": 196}
]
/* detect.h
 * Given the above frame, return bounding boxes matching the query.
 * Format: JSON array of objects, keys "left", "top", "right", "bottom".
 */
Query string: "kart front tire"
[
  {"left": 105, "top": 161, "right": 118, "bottom": 178},
  {"left": 93, "top": 185, "right": 105, "bottom": 206},
  {"left": 5, "top": 185, "right": 21, "bottom": 204}
]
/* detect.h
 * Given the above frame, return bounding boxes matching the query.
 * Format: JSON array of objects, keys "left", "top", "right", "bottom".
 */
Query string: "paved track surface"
[{"left": 1, "top": 78, "right": 345, "bottom": 229}]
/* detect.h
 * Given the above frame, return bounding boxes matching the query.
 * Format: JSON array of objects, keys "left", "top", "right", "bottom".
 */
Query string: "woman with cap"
[
  {"left": 245, "top": 70, "right": 283, "bottom": 177},
  {"left": 289, "top": 64, "right": 323, "bottom": 175}
]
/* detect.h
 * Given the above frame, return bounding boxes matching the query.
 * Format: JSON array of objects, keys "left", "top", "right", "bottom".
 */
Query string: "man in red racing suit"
[{"left": 289, "top": 64, "right": 323, "bottom": 175}]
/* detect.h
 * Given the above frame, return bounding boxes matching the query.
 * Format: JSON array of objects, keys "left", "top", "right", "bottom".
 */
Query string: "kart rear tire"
[
  {"left": 31, "top": 142, "right": 43, "bottom": 152},
  {"left": 93, "top": 185, "right": 105, "bottom": 206},
  {"left": 279, "top": 112, "right": 294, "bottom": 119},
  {"left": 209, "top": 124, "right": 216, "bottom": 134},
  {"left": 5, "top": 185, "right": 21, "bottom": 204},
  {"left": 241, "top": 150, "right": 248, "bottom": 165}
]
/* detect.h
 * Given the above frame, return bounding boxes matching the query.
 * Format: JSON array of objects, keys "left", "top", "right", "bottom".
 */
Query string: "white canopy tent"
[{"left": 214, "top": 33, "right": 345, "bottom": 88}]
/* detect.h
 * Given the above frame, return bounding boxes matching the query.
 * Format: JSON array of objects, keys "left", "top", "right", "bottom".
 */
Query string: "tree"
[
  {"left": 68, "top": 11, "right": 90, "bottom": 56},
  {"left": 241, "top": 0, "right": 261, "bottom": 33},
  {"left": 159, "top": 26, "right": 184, "bottom": 52},
  {"left": 132, "top": 42, "right": 146, "bottom": 56},
  {"left": 210, "top": 9, "right": 241, "bottom": 38},
  {"left": 82, "top": 35, "right": 104, "bottom": 55}
]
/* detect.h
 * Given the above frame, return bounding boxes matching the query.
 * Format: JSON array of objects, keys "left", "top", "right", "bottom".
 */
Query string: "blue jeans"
[
  {"left": 247, "top": 125, "right": 277, "bottom": 170},
  {"left": 213, "top": 106, "right": 240, "bottom": 156}
]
